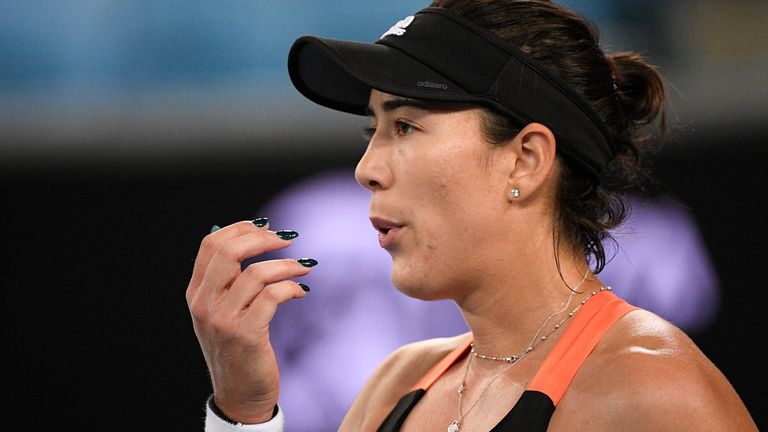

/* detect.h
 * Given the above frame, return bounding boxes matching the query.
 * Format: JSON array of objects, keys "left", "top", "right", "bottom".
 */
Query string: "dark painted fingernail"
[
  {"left": 210, "top": 225, "right": 221, "bottom": 233},
  {"left": 276, "top": 230, "right": 299, "bottom": 240},
  {"left": 252, "top": 217, "right": 269, "bottom": 227},
  {"left": 298, "top": 282, "right": 311, "bottom": 292},
  {"left": 297, "top": 258, "right": 318, "bottom": 267}
]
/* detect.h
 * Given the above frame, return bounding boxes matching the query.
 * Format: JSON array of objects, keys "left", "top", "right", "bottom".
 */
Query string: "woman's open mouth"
[{"left": 370, "top": 217, "right": 405, "bottom": 249}]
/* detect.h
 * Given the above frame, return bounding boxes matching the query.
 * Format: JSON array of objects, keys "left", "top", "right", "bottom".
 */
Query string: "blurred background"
[{"left": 3, "top": 0, "right": 766, "bottom": 429}]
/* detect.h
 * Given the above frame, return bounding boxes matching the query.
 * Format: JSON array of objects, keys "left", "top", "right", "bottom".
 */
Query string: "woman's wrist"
[
  {"left": 206, "top": 395, "right": 284, "bottom": 431},
  {"left": 207, "top": 395, "right": 279, "bottom": 424}
]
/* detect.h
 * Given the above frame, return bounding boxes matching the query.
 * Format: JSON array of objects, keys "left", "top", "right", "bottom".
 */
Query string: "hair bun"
[{"left": 609, "top": 53, "right": 666, "bottom": 135}]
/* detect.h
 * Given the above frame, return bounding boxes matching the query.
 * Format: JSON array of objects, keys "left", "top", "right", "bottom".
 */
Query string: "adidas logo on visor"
[
  {"left": 380, "top": 15, "right": 414, "bottom": 39},
  {"left": 417, "top": 81, "right": 448, "bottom": 90}
]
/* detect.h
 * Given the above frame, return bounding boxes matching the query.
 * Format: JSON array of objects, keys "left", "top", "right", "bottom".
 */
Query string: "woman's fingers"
[
  {"left": 199, "top": 230, "right": 294, "bottom": 301},
  {"left": 242, "top": 280, "right": 311, "bottom": 332},
  {"left": 187, "top": 219, "right": 271, "bottom": 301},
  {"left": 188, "top": 223, "right": 296, "bottom": 307},
  {"left": 216, "top": 258, "right": 313, "bottom": 316},
  {"left": 186, "top": 219, "right": 316, "bottom": 341}
]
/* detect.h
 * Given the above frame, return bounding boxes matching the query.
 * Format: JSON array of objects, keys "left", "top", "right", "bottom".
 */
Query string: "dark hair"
[{"left": 430, "top": 0, "right": 667, "bottom": 274}]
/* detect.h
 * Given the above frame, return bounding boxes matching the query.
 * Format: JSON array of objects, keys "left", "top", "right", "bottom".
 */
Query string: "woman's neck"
[{"left": 456, "top": 243, "right": 597, "bottom": 361}]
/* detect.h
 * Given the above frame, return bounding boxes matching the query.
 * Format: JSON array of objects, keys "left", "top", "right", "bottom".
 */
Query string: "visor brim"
[{"left": 288, "top": 36, "right": 481, "bottom": 116}]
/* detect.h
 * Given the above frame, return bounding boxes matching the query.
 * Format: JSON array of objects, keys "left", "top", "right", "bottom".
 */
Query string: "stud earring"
[{"left": 510, "top": 188, "right": 520, "bottom": 199}]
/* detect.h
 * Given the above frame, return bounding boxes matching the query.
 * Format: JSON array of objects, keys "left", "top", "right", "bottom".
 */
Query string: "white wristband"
[{"left": 205, "top": 401, "right": 285, "bottom": 432}]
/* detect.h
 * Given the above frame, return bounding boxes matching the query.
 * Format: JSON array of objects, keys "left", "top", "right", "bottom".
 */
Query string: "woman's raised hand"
[{"left": 186, "top": 219, "right": 314, "bottom": 423}]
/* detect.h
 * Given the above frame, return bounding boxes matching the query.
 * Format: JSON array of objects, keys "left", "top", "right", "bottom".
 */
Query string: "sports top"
[{"left": 377, "top": 290, "right": 639, "bottom": 431}]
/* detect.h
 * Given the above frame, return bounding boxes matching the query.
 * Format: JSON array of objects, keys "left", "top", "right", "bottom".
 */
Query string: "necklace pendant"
[{"left": 448, "top": 420, "right": 461, "bottom": 432}]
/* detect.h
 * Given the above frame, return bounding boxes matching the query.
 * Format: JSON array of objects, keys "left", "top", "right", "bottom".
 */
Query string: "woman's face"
[{"left": 356, "top": 90, "right": 514, "bottom": 300}]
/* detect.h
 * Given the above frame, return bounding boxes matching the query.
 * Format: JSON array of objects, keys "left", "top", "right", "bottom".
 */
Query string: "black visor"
[{"left": 288, "top": 7, "right": 614, "bottom": 181}]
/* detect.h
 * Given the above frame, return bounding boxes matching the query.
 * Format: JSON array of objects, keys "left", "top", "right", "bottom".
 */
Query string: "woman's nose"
[{"left": 355, "top": 140, "right": 391, "bottom": 191}]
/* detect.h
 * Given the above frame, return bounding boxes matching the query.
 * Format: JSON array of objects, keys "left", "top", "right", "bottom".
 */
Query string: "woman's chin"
[{"left": 391, "top": 270, "right": 446, "bottom": 301}]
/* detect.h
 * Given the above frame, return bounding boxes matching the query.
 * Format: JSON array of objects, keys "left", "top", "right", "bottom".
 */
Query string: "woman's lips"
[
  {"left": 370, "top": 216, "right": 405, "bottom": 249},
  {"left": 377, "top": 226, "right": 403, "bottom": 248}
]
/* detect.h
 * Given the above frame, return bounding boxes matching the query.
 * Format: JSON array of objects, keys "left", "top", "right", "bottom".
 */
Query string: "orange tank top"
[{"left": 377, "top": 289, "right": 639, "bottom": 431}]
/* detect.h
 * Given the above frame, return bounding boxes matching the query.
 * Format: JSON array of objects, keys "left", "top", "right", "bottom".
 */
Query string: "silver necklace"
[{"left": 447, "top": 282, "right": 606, "bottom": 432}]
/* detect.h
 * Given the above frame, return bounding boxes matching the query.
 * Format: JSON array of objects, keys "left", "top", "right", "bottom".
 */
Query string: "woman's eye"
[
  {"left": 362, "top": 121, "right": 414, "bottom": 142},
  {"left": 395, "top": 121, "right": 416, "bottom": 136}
]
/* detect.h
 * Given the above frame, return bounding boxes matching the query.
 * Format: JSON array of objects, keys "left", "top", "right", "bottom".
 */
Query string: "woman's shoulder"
[
  {"left": 339, "top": 332, "right": 472, "bottom": 431},
  {"left": 380, "top": 332, "right": 472, "bottom": 381},
  {"left": 553, "top": 309, "right": 758, "bottom": 431},
  {"left": 359, "top": 332, "right": 471, "bottom": 402}
]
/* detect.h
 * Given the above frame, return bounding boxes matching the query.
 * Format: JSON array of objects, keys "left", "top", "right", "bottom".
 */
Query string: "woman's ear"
[{"left": 506, "top": 122, "right": 557, "bottom": 202}]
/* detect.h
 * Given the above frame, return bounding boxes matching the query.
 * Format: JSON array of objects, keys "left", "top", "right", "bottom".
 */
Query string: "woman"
[{"left": 187, "top": 1, "right": 758, "bottom": 430}]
